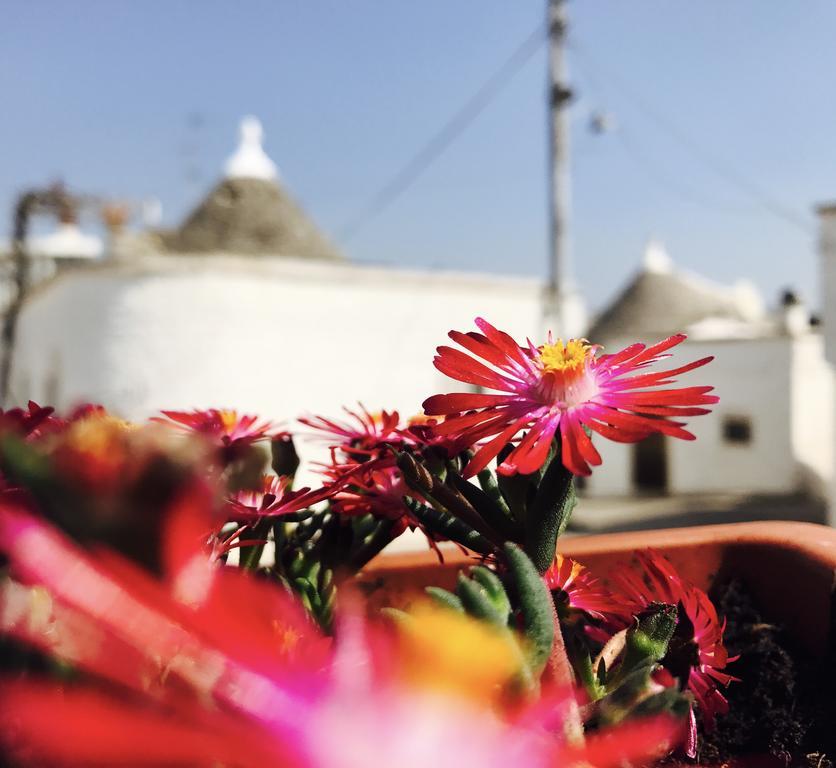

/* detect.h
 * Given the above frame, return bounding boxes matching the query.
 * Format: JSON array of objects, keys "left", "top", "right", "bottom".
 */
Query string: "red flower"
[
  {"left": 300, "top": 405, "right": 405, "bottom": 460},
  {"left": 156, "top": 408, "right": 280, "bottom": 448},
  {"left": 609, "top": 550, "right": 737, "bottom": 728},
  {"left": 400, "top": 414, "right": 470, "bottom": 457},
  {"left": 320, "top": 457, "right": 457, "bottom": 556},
  {"left": 0, "top": 400, "right": 62, "bottom": 440},
  {"left": 544, "top": 554, "right": 623, "bottom": 623},
  {"left": 66, "top": 403, "right": 109, "bottom": 422},
  {"left": 423, "top": 318, "right": 717, "bottom": 477},
  {"left": 0, "top": 501, "right": 682, "bottom": 767},
  {"left": 227, "top": 474, "right": 334, "bottom": 522},
  {"left": 329, "top": 462, "right": 410, "bottom": 526}
]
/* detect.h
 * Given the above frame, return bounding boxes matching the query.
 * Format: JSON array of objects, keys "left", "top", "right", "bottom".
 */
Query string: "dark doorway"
[{"left": 632, "top": 433, "right": 668, "bottom": 493}]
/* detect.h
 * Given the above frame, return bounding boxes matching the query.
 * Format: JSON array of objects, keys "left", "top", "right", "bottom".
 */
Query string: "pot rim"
[{"left": 364, "top": 520, "right": 836, "bottom": 573}]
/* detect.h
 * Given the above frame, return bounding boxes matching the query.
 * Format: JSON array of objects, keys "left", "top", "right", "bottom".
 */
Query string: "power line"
[
  {"left": 337, "top": 22, "right": 546, "bottom": 244},
  {"left": 615, "top": 123, "right": 749, "bottom": 214},
  {"left": 569, "top": 37, "right": 814, "bottom": 236},
  {"left": 572, "top": 55, "right": 754, "bottom": 215}
]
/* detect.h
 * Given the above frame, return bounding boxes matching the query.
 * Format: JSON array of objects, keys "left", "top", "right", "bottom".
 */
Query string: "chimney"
[{"left": 779, "top": 288, "right": 808, "bottom": 336}]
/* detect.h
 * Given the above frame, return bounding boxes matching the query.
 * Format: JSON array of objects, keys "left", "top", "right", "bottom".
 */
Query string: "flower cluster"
[
  {"left": 0, "top": 318, "right": 736, "bottom": 764},
  {"left": 302, "top": 406, "right": 462, "bottom": 550},
  {"left": 609, "top": 550, "right": 738, "bottom": 728},
  {"left": 304, "top": 406, "right": 412, "bottom": 526},
  {"left": 544, "top": 549, "right": 736, "bottom": 755}
]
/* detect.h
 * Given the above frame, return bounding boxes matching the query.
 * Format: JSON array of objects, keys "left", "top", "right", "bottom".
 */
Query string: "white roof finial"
[
  {"left": 642, "top": 238, "right": 673, "bottom": 274},
  {"left": 224, "top": 116, "right": 278, "bottom": 181}
]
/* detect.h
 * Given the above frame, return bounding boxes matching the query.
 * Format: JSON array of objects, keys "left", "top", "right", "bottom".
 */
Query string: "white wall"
[
  {"left": 817, "top": 207, "right": 836, "bottom": 523},
  {"left": 582, "top": 435, "right": 632, "bottom": 496},
  {"left": 10, "top": 253, "right": 543, "bottom": 431},
  {"left": 584, "top": 336, "right": 803, "bottom": 497},
  {"left": 14, "top": 259, "right": 830, "bottom": 508},
  {"left": 789, "top": 334, "right": 833, "bottom": 499},
  {"left": 670, "top": 337, "right": 794, "bottom": 495}
]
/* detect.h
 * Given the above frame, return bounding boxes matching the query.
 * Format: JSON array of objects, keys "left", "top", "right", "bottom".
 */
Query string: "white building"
[
  {"left": 0, "top": 213, "right": 103, "bottom": 311},
  {"left": 817, "top": 203, "right": 836, "bottom": 524},
  {"left": 582, "top": 241, "right": 833, "bottom": 505},
  {"left": 6, "top": 117, "right": 834, "bottom": 523},
  {"left": 8, "top": 119, "right": 543, "bottom": 426}
]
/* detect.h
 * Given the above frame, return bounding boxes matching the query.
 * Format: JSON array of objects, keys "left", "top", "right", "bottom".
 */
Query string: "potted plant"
[
  {"left": 360, "top": 520, "right": 836, "bottom": 764},
  {"left": 0, "top": 318, "right": 832, "bottom": 765}
]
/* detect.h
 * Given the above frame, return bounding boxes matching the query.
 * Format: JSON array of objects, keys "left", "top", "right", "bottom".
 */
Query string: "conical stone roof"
[
  {"left": 169, "top": 176, "right": 343, "bottom": 260},
  {"left": 163, "top": 117, "right": 342, "bottom": 261},
  {"left": 588, "top": 242, "right": 751, "bottom": 340}
]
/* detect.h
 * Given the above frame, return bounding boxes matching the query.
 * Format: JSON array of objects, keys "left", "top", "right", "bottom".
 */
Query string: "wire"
[
  {"left": 572, "top": 49, "right": 752, "bottom": 214},
  {"left": 569, "top": 37, "right": 814, "bottom": 236},
  {"left": 615, "top": 124, "right": 748, "bottom": 213},
  {"left": 336, "top": 21, "right": 546, "bottom": 244}
]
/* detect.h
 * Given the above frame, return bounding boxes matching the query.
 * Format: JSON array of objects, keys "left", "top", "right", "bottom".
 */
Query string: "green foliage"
[
  {"left": 620, "top": 602, "right": 679, "bottom": 678},
  {"left": 271, "top": 435, "right": 300, "bottom": 478},
  {"left": 395, "top": 434, "right": 577, "bottom": 574},
  {"left": 424, "top": 545, "right": 558, "bottom": 691},
  {"left": 585, "top": 602, "right": 689, "bottom": 727},
  {"left": 448, "top": 472, "right": 518, "bottom": 542},
  {"left": 271, "top": 509, "right": 397, "bottom": 632},
  {"left": 425, "top": 552, "right": 546, "bottom": 693},
  {"left": 503, "top": 542, "right": 555, "bottom": 676},
  {"left": 565, "top": 628, "right": 607, "bottom": 701},
  {"left": 456, "top": 573, "right": 508, "bottom": 626},
  {"left": 425, "top": 586, "right": 464, "bottom": 613},
  {"left": 403, "top": 497, "right": 494, "bottom": 555},
  {"left": 523, "top": 446, "right": 575, "bottom": 574}
]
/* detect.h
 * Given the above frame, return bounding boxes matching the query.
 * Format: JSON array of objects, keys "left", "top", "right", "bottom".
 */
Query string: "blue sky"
[{"left": 2, "top": 1, "right": 833, "bottom": 312}]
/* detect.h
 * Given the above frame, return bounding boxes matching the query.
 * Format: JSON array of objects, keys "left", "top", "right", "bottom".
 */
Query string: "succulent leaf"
[
  {"left": 403, "top": 497, "right": 494, "bottom": 555},
  {"left": 503, "top": 542, "right": 554, "bottom": 676},
  {"left": 425, "top": 586, "right": 465, "bottom": 613},
  {"left": 524, "top": 441, "right": 576, "bottom": 574}
]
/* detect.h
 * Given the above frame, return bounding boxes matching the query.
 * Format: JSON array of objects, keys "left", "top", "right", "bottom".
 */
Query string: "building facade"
[
  {"left": 7, "top": 117, "right": 834, "bottom": 522},
  {"left": 583, "top": 242, "right": 832, "bottom": 504},
  {"left": 9, "top": 119, "right": 544, "bottom": 433}
]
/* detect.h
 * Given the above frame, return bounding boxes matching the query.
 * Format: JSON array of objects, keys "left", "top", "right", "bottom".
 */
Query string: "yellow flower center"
[
  {"left": 218, "top": 410, "right": 239, "bottom": 432},
  {"left": 538, "top": 339, "right": 590, "bottom": 375}
]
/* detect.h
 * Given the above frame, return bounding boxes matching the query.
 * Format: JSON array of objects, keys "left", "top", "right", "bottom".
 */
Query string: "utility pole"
[{"left": 545, "top": 0, "right": 586, "bottom": 339}]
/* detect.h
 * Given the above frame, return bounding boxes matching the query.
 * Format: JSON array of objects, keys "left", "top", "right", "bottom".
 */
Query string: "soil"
[{"left": 697, "top": 578, "right": 836, "bottom": 767}]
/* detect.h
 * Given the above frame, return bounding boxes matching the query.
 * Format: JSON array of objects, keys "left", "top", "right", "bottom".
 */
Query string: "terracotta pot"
[{"left": 358, "top": 521, "right": 836, "bottom": 657}]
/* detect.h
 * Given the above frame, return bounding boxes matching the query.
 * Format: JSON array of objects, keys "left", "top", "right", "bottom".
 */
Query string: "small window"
[{"left": 723, "top": 416, "right": 752, "bottom": 445}]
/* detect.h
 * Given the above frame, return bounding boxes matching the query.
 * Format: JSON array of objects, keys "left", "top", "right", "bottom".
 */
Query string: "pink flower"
[
  {"left": 227, "top": 474, "right": 334, "bottom": 522},
  {"left": 156, "top": 408, "right": 281, "bottom": 448},
  {"left": 300, "top": 405, "right": 405, "bottom": 460},
  {"left": 544, "top": 555, "right": 623, "bottom": 623},
  {"left": 423, "top": 318, "right": 718, "bottom": 477},
  {"left": 0, "top": 400, "right": 62, "bottom": 440},
  {"left": 0, "top": 501, "right": 680, "bottom": 767},
  {"left": 301, "top": 406, "right": 465, "bottom": 461},
  {"left": 330, "top": 463, "right": 410, "bottom": 525},
  {"left": 609, "top": 550, "right": 737, "bottom": 728},
  {"left": 303, "top": 405, "right": 461, "bottom": 551}
]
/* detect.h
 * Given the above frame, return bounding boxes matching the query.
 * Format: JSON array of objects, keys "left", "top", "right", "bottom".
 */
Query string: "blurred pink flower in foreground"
[{"left": 0, "top": 496, "right": 679, "bottom": 767}]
